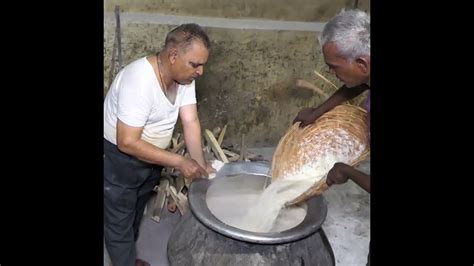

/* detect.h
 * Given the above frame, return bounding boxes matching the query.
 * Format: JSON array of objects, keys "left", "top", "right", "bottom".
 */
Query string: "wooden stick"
[
  {"left": 114, "top": 5, "right": 123, "bottom": 69},
  {"left": 313, "top": 70, "right": 338, "bottom": 90},
  {"left": 171, "top": 137, "right": 178, "bottom": 149},
  {"left": 239, "top": 134, "right": 246, "bottom": 161},
  {"left": 222, "top": 148, "right": 239, "bottom": 157},
  {"left": 170, "top": 141, "right": 185, "bottom": 154},
  {"left": 107, "top": 33, "right": 117, "bottom": 91},
  {"left": 169, "top": 186, "right": 188, "bottom": 215},
  {"left": 228, "top": 155, "right": 240, "bottom": 162},
  {"left": 217, "top": 124, "right": 227, "bottom": 146},
  {"left": 167, "top": 196, "right": 177, "bottom": 213},
  {"left": 295, "top": 79, "right": 329, "bottom": 99},
  {"left": 151, "top": 179, "right": 170, "bottom": 222},
  {"left": 204, "top": 129, "right": 229, "bottom": 163},
  {"left": 221, "top": 145, "right": 240, "bottom": 155},
  {"left": 222, "top": 148, "right": 240, "bottom": 162}
]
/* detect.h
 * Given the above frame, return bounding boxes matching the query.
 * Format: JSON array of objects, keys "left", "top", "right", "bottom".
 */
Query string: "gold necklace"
[{"left": 156, "top": 55, "right": 168, "bottom": 95}]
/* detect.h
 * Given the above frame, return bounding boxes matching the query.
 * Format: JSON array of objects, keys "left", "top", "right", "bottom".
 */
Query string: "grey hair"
[
  {"left": 319, "top": 9, "right": 370, "bottom": 60},
  {"left": 165, "top": 23, "right": 211, "bottom": 52}
]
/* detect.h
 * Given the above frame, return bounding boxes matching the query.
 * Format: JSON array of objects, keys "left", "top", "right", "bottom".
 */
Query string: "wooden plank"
[
  {"left": 228, "top": 155, "right": 240, "bottom": 162},
  {"left": 204, "top": 129, "right": 229, "bottom": 163},
  {"left": 222, "top": 148, "right": 239, "bottom": 157},
  {"left": 150, "top": 178, "right": 169, "bottom": 222},
  {"left": 170, "top": 141, "right": 185, "bottom": 154},
  {"left": 169, "top": 186, "right": 189, "bottom": 215},
  {"left": 171, "top": 137, "right": 178, "bottom": 149},
  {"left": 217, "top": 124, "right": 227, "bottom": 146},
  {"left": 221, "top": 145, "right": 240, "bottom": 155}
]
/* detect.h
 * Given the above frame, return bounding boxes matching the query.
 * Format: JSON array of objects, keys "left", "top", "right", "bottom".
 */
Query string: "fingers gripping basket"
[{"left": 271, "top": 104, "right": 370, "bottom": 206}]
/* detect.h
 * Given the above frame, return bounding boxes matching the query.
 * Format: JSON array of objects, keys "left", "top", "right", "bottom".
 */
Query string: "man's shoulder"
[
  {"left": 120, "top": 57, "right": 154, "bottom": 82},
  {"left": 123, "top": 56, "right": 149, "bottom": 71}
]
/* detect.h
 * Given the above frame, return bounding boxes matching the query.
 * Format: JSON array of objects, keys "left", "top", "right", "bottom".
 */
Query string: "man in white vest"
[{"left": 104, "top": 23, "right": 215, "bottom": 266}]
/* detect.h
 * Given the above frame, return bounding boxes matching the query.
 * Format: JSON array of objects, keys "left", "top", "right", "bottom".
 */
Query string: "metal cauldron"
[
  {"left": 189, "top": 161, "right": 328, "bottom": 244},
  {"left": 167, "top": 161, "right": 334, "bottom": 265}
]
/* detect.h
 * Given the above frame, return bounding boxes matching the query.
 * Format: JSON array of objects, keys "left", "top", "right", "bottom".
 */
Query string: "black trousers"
[{"left": 104, "top": 139, "right": 162, "bottom": 266}]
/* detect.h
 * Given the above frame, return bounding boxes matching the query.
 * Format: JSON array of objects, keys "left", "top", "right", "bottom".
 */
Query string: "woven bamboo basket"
[{"left": 271, "top": 104, "right": 370, "bottom": 206}]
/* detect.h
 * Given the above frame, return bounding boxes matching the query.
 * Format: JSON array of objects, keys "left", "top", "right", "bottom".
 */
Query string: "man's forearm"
[
  {"left": 344, "top": 165, "right": 370, "bottom": 193},
  {"left": 316, "top": 84, "right": 369, "bottom": 115},
  {"left": 183, "top": 119, "right": 206, "bottom": 168}
]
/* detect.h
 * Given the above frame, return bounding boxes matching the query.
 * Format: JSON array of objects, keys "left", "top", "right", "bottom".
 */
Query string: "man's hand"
[
  {"left": 326, "top": 162, "right": 350, "bottom": 186},
  {"left": 293, "top": 107, "right": 321, "bottom": 127},
  {"left": 326, "top": 162, "right": 370, "bottom": 193},
  {"left": 176, "top": 157, "right": 209, "bottom": 180},
  {"left": 205, "top": 162, "right": 217, "bottom": 175}
]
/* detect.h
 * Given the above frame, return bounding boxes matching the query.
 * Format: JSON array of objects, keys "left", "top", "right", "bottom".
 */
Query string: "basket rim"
[{"left": 271, "top": 103, "right": 370, "bottom": 205}]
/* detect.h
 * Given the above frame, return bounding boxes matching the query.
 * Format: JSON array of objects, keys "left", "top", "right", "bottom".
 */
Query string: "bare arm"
[
  {"left": 294, "top": 84, "right": 369, "bottom": 127},
  {"left": 326, "top": 162, "right": 370, "bottom": 193},
  {"left": 180, "top": 104, "right": 215, "bottom": 175},
  {"left": 116, "top": 119, "right": 208, "bottom": 179},
  {"left": 180, "top": 104, "right": 205, "bottom": 167},
  {"left": 315, "top": 84, "right": 368, "bottom": 115}
]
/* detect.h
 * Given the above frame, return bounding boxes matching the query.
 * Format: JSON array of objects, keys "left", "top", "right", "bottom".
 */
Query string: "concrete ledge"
[{"left": 104, "top": 12, "right": 326, "bottom": 32}]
